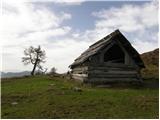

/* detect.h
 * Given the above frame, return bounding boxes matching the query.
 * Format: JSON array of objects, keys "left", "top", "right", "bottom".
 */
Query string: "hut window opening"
[{"left": 104, "top": 44, "right": 125, "bottom": 63}]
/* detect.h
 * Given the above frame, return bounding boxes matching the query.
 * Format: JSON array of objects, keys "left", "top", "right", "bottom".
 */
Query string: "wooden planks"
[
  {"left": 72, "top": 74, "right": 88, "bottom": 77},
  {"left": 89, "top": 70, "right": 138, "bottom": 75},
  {"left": 72, "top": 66, "right": 88, "bottom": 71},
  {"left": 71, "top": 64, "right": 142, "bottom": 84},
  {"left": 89, "top": 74, "right": 137, "bottom": 78},
  {"left": 72, "top": 66, "right": 88, "bottom": 74},
  {"left": 89, "top": 66, "right": 136, "bottom": 71},
  {"left": 90, "top": 63, "right": 137, "bottom": 68},
  {"left": 72, "top": 74, "right": 88, "bottom": 82},
  {"left": 88, "top": 78, "right": 140, "bottom": 83}
]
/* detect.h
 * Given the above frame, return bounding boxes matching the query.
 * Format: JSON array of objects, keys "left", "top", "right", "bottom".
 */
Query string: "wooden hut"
[{"left": 69, "top": 30, "right": 145, "bottom": 84}]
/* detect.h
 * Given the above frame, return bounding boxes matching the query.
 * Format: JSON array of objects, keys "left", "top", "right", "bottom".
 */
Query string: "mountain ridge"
[{"left": 1, "top": 71, "right": 30, "bottom": 78}]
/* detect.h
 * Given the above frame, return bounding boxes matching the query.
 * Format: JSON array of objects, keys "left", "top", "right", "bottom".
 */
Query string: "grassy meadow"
[{"left": 1, "top": 75, "right": 159, "bottom": 119}]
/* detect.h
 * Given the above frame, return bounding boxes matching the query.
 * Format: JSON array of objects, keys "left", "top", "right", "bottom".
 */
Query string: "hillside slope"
[
  {"left": 140, "top": 48, "right": 159, "bottom": 78},
  {"left": 1, "top": 75, "right": 159, "bottom": 119},
  {"left": 141, "top": 48, "right": 159, "bottom": 67}
]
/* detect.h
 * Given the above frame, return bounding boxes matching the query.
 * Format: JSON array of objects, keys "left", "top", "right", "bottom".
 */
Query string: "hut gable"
[
  {"left": 70, "top": 29, "right": 145, "bottom": 84},
  {"left": 70, "top": 29, "right": 144, "bottom": 69}
]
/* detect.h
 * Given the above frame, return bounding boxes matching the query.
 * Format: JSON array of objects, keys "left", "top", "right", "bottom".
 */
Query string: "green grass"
[{"left": 1, "top": 75, "right": 159, "bottom": 119}]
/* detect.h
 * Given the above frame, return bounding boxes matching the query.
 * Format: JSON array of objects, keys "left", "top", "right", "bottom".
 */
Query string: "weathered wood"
[
  {"left": 72, "top": 76, "right": 84, "bottom": 81},
  {"left": 72, "top": 74, "right": 88, "bottom": 77},
  {"left": 87, "top": 78, "right": 140, "bottom": 83},
  {"left": 70, "top": 30, "right": 145, "bottom": 69},
  {"left": 89, "top": 66, "right": 136, "bottom": 71},
  {"left": 89, "top": 70, "right": 138, "bottom": 74},
  {"left": 72, "top": 69, "right": 84, "bottom": 72},
  {"left": 72, "top": 70, "right": 88, "bottom": 74},
  {"left": 72, "top": 71, "right": 82, "bottom": 74},
  {"left": 72, "top": 66, "right": 88, "bottom": 74},
  {"left": 70, "top": 30, "right": 144, "bottom": 84},
  {"left": 89, "top": 74, "right": 138, "bottom": 78},
  {"left": 107, "top": 70, "right": 137, "bottom": 74},
  {"left": 89, "top": 63, "right": 137, "bottom": 68},
  {"left": 72, "top": 66, "right": 88, "bottom": 71},
  {"left": 72, "top": 74, "right": 88, "bottom": 82}
]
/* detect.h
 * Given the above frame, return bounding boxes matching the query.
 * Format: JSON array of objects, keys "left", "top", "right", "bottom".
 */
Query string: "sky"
[{"left": 1, "top": 0, "right": 159, "bottom": 73}]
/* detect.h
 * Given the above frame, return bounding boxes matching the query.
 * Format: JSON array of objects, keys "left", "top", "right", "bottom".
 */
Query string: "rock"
[
  {"left": 49, "top": 84, "right": 55, "bottom": 86},
  {"left": 73, "top": 87, "right": 82, "bottom": 92},
  {"left": 11, "top": 102, "right": 18, "bottom": 105}
]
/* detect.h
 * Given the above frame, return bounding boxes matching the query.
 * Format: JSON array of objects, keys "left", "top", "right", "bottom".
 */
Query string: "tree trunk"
[
  {"left": 31, "top": 62, "right": 37, "bottom": 75},
  {"left": 31, "top": 54, "right": 39, "bottom": 76}
]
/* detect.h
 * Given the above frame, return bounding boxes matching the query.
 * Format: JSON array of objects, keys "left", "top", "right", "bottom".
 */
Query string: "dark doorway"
[{"left": 104, "top": 44, "right": 125, "bottom": 63}]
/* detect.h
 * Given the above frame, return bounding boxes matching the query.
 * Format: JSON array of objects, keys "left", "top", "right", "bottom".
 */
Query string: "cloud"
[
  {"left": 1, "top": 1, "right": 158, "bottom": 73},
  {"left": 1, "top": 1, "right": 74, "bottom": 72},
  {"left": 92, "top": 2, "right": 158, "bottom": 32},
  {"left": 44, "top": 38, "right": 91, "bottom": 73},
  {"left": 132, "top": 38, "right": 158, "bottom": 54},
  {"left": 1, "top": 0, "right": 90, "bottom": 73},
  {"left": 1, "top": 1, "right": 72, "bottom": 47},
  {"left": 2, "top": 2, "right": 60, "bottom": 33},
  {"left": 2, "top": 37, "right": 91, "bottom": 73},
  {"left": 88, "top": 1, "right": 158, "bottom": 53}
]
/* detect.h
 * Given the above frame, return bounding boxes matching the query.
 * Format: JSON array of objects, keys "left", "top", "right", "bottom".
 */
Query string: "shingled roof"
[{"left": 70, "top": 29, "right": 145, "bottom": 68}]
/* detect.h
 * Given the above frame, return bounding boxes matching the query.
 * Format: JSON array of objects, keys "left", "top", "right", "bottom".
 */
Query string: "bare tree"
[
  {"left": 36, "top": 67, "right": 48, "bottom": 75},
  {"left": 22, "top": 45, "right": 46, "bottom": 76},
  {"left": 50, "top": 67, "right": 57, "bottom": 74},
  {"left": 42, "top": 68, "right": 48, "bottom": 74}
]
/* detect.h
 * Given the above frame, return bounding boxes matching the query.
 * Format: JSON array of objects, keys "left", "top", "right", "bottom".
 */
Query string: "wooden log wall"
[
  {"left": 87, "top": 65, "right": 141, "bottom": 83},
  {"left": 72, "top": 66, "right": 88, "bottom": 74},
  {"left": 71, "top": 66, "right": 88, "bottom": 82},
  {"left": 72, "top": 74, "right": 88, "bottom": 82},
  {"left": 71, "top": 64, "right": 142, "bottom": 84}
]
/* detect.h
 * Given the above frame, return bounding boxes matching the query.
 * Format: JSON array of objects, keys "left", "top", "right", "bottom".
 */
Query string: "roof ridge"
[{"left": 89, "top": 29, "right": 120, "bottom": 48}]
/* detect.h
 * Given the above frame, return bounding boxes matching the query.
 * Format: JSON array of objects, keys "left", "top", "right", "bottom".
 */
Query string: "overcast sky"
[{"left": 1, "top": 0, "right": 158, "bottom": 73}]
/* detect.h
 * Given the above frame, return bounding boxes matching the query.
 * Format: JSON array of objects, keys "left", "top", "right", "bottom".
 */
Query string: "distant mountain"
[
  {"left": 1, "top": 71, "right": 30, "bottom": 78},
  {"left": 141, "top": 48, "right": 159, "bottom": 67}
]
